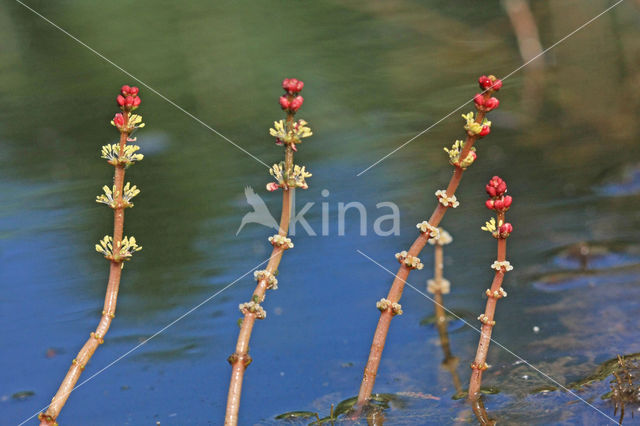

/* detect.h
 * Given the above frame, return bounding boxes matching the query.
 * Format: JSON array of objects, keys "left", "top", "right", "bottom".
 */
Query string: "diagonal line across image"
[
  {"left": 356, "top": 0, "right": 626, "bottom": 177},
  {"left": 14, "top": 0, "right": 270, "bottom": 169}
]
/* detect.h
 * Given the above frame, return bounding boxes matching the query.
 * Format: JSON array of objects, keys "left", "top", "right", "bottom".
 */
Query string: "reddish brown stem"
[
  {"left": 225, "top": 112, "right": 296, "bottom": 426},
  {"left": 40, "top": 114, "right": 131, "bottom": 425},
  {"left": 355, "top": 108, "right": 488, "bottom": 411},
  {"left": 468, "top": 212, "right": 507, "bottom": 400}
]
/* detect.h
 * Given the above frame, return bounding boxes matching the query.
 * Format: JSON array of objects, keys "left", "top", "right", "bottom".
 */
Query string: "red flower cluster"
[
  {"left": 486, "top": 176, "right": 507, "bottom": 197},
  {"left": 280, "top": 78, "right": 304, "bottom": 113},
  {"left": 485, "top": 176, "right": 512, "bottom": 212},
  {"left": 279, "top": 95, "right": 304, "bottom": 112},
  {"left": 478, "top": 75, "right": 503, "bottom": 91},
  {"left": 282, "top": 78, "right": 304, "bottom": 94},
  {"left": 117, "top": 85, "right": 141, "bottom": 111},
  {"left": 474, "top": 93, "right": 500, "bottom": 112}
]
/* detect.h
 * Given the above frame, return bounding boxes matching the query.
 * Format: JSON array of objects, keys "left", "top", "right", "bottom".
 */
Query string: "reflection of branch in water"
[
  {"left": 427, "top": 229, "right": 463, "bottom": 396},
  {"left": 471, "top": 397, "right": 496, "bottom": 426},
  {"left": 501, "top": 0, "right": 545, "bottom": 116}
]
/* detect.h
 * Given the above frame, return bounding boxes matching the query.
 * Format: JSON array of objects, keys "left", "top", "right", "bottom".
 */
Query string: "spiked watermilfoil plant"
[
  {"left": 354, "top": 75, "right": 503, "bottom": 413},
  {"left": 225, "top": 78, "right": 312, "bottom": 425},
  {"left": 468, "top": 176, "right": 514, "bottom": 400},
  {"left": 39, "top": 85, "right": 145, "bottom": 426}
]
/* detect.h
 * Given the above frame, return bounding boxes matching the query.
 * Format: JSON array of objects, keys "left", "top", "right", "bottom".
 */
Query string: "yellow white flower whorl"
[
  {"left": 269, "top": 234, "right": 293, "bottom": 249},
  {"left": 95, "top": 235, "right": 142, "bottom": 261},
  {"left": 254, "top": 270, "right": 278, "bottom": 290},
  {"left": 435, "top": 190, "right": 460, "bottom": 208},
  {"left": 486, "top": 287, "right": 508, "bottom": 299},
  {"left": 395, "top": 251, "right": 423, "bottom": 270},
  {"left": 491, "top": 260, "right": 513, "bottom": 272},
  {"left": 96, "top": 182, "right": 140, "bottom": 208},
  {"left": 239, "top": 301, "right": 266, "bottom": 319},
  {"left": 376, "top": 298, "right": 403, "bottom": 316},
  {"left": 101, "top": 144, "right": 144, "bottom": 166},
  {"left": 416, "top": 221, "right": 440, "bottom": 242}
]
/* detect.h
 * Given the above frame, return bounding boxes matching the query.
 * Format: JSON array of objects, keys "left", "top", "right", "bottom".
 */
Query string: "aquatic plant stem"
[
  {"left": 355, "top": 110, "right": 487, "bottom": 411},
  {"left": 468, "top": 213, "right": 506, "bottom": 400},
  {"left": 225, "top": 187, "right": 292, "bottom": 426},
  {"left": 225, "top": 112, "right": 297, "bottom": 426},
  {"left": 40, "top": 113, "right": 131, "bottom": 426}
]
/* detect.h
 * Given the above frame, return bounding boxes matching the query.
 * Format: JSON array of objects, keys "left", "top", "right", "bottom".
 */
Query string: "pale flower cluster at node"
[
  {"left": 444, "top": 140, "right": 477, "bottom": 169},
  {"left": 395, "top": 251, "right": 424, "bottom": 270},
  {"left": 491, "top": 260, "right": 513, "bottom": 272},
  {"left": 462, "top": 112, "right": 491, "bottom": 136},
  {"left": 481, "top": 217, "right": 497, "bottom": 233},
  {"left": 266, "top": 162, "right": 312, "bottom": 191},
  {"left": 239, "top": 301, "right": 266, "bottom": 319},
  {"left": 376, "top": 298, "right": 403, "bottom": 316},
  {"left": 268, "top": 234, "right": 294, "bottom": 249},
  {"left": 269, "top": 119, "right": 312, "bottom": 148},
  {"left": 427, "top": 227, "right": 452, "bottom": 246},
  {"left": 291, "top": 165, "right": 312, "bottom": 189},
  {"left": 101, "top": 144, "right": 144, "bottom": 166},
  {"left": 477, "top": 314, "right": 495, "bottom": 326},
  {"left": 95, "top": 235, "right": 142, "bottom": 261},
  {"left": 416, "top": 221, "right": 440, "bottom": 242},
  {"left": 427, "top": 278, "right": 451, "bottom": 295},
  {"left": 268, "top": 163, "right": 284, "bottom": 185},
  {"left": 486, "top": 287, "right": 508, "bottom": 299},
  {"left": 254, "top": 270, "right": 278, "bottom": 290},
  {"left": 96, "top": 182, "right": 140, "bottom": 208},
  {"left": 435, "top": 189, "right": 460, "bottom": 208}
]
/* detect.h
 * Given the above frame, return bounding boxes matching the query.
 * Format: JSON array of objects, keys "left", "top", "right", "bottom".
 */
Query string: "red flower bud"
[
  {"left": 499, "top": 222, "right": 513, "bottom": 237},
  {"left": 113, "top": 113, "right": 125, "bottom": 128},
  {"left": 474, "top": 93, "right": 485, "bottom": 107},
  {"left": 502, "top": 195, "right": 512, "bottom": 208},
  {"left": 133, "top": 96, "right": 141, "bottom": 107},
  {"left": 478, "top": 75, "right": 492, "bottom": 90},
  {"left": 290, "top": 96, "right": 304, "bottom": 112},
  {"left": 129, "top": 86, "right": 139, "bottom": 96},
  {"left": 117, "top": 95, "right": 125, "bottom": 106},
  {"left": 484, "top": 97, "right": 499, "bottom": 111},
  {"left": 121, "top": 85, "right": 131, "bottom": 95},
  {"left": 279, "top": 96, "right": 290, "bottom": 110},
  {"left": 478, "top": 125, "right": 491, "bottom": 137},
  {"left": 125, "top": 96, "right": 134, "bottom": 107},
  {"left": 485, "top": 199, "right": 495, "bottom": 210},
  {"left": 494, "top": 199, "right": 505, "bottom": 210},
  {"left": 491, "top": 79, "right": 503, "bottom": 91}
]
